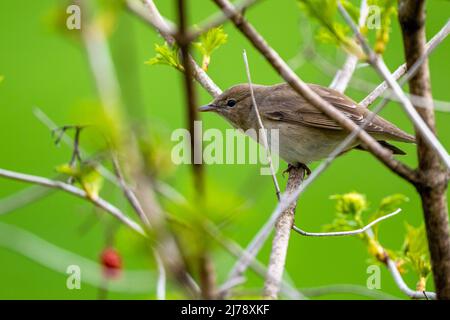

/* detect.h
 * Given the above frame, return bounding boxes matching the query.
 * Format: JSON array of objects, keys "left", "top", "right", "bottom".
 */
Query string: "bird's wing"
[{"left": 260, "top": 83, "right": 414, "bottom": 142}]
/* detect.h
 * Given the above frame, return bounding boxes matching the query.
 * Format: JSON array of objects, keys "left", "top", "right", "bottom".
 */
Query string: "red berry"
[{"left": 100, "top": 247, "right": 122, "bottom": 279}]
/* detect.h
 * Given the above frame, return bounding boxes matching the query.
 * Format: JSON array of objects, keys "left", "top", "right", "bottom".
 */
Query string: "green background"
[{"left": 0, "top": 0, "right": 449, "bottom": 299}]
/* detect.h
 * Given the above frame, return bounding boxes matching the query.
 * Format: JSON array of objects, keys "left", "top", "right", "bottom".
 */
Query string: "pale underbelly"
[{"left": 258, "top": 121, "right": 359, "bottom": 164}]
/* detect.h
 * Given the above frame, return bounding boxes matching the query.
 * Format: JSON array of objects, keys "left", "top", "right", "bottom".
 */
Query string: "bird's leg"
[{"left": 283, "top": 163, "right": 311, "bottom": 178}]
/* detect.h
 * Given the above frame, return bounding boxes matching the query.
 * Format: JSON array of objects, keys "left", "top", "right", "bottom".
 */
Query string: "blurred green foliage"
[{"left": 0, "top": 0, "right": 449, "bottom": 299}]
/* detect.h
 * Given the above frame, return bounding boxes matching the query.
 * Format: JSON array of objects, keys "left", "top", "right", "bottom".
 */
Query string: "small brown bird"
[{"left": 200, "top": 83, "right": 415, "bottom": 173}]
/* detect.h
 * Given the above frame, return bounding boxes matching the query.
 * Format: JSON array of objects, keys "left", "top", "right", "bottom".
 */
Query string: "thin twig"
[
  {"left": 337, "top": 1, "right": 450, "bottom": 170},
  {"left": 242, "top": 50, "right": 281, "bottom": 200},
  {"left": 385, "top": 256, "right": 436, "bottom": 299},
  {"left": 293, "top": 209, "right": 400, "bottom": 237}
]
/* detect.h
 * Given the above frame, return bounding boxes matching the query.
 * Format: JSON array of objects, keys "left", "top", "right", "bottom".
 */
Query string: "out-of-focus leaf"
[
  {"left": 194, "top": 26, "right": 228, "bottom": 71},
  {"left": 373, "top": 0, "right": 397, "bottom": 54},
  {"left": 298, "top": 0, "right": 364, "bottom": 57},
  {"left": 56, "top": 161, "right": 104, "bottom": 200},
  {"left": 146, "top": 43, "right": 184, "bottom": 71}
]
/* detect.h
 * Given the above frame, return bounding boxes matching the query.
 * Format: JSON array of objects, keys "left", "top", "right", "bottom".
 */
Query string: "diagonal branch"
[
  {"left": 0, "top": 168, "right": 146, "bottom": 236},
  {"left": 337, "top": 1, "right": 450, "bottom": 170}
]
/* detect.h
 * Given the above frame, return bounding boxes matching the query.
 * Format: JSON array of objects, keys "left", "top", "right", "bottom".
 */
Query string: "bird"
[{"left": 199, "top": 83, "right": 415, "bottom": 174}]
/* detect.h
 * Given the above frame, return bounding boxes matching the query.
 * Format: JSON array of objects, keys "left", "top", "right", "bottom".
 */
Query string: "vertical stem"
[
  {"left": 398, "top": 0, "right": 450, "bottom": 299},
  {"left": 263, "top": 168, "right": 304, "bottom": 299},
  {"left": 176, "top": 0, "right": 204, "bottom": 195}
]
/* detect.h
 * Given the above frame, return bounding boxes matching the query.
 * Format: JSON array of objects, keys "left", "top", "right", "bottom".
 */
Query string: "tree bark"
[{"left": 398, "top": 0, "right": 450, "bottom": 299}]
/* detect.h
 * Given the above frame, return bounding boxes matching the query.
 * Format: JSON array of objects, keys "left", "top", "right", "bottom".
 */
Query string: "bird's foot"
[{"left": 283, "top": 163, "right": 311, "bottom": 178}]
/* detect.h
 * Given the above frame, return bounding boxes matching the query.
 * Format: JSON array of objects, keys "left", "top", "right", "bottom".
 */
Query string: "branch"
[
  {"left": 337, "top": 1, "right": 450, "bottom": 170},
  {"left": 205, "top": 221, "right": 305, "bottom": 299},
  {"left": 263, "top": 168, "right": 304, "bottom": 299},
  {"left": 385, "top": 256, "right": 436, "bottom": 300},
  {"left": 293, "top": 209, "right": 401, "bottom": 237},
  {"left": 330, "top": 0, "right": 369, "bottom": 92},
  {"left": 176, "top": 0, "right": 205, "bottom": 195},
  {"left": 0, "top": 168, "right": 146, "bottom": 236},
  {"left": 397, "top": 0, "right": 450, "bottom": 299}
]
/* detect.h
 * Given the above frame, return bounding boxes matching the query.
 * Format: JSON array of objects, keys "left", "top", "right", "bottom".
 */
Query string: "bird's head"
[{"left": 199, "top": 84, "right": 261, "bottom": 130}]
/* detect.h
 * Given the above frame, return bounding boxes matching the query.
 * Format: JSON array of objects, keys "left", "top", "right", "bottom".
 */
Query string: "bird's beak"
[{"left": 199, "top": 104, "right": 217, "bottom": 112}]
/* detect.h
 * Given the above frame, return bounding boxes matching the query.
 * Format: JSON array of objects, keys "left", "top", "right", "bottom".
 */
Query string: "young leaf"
[
  {"left": 146, "top": 43, "right": 184, "bottom": 72},
  {"left": 373, "top": 0, "right": 397, "bottom": 54},
  {"left": 402, "top": 223, "right": 431, "bottom": 279},
  {"left": 194, "top": 26, "right": 228, "bottom": 71},
  {"left": 56, "top": 162, "right": 104, "bottom": 200}
]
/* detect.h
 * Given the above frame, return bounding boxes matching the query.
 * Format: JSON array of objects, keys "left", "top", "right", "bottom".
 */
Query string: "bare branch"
[{"left": 293, "top": 209, "right": 401, "bottom": 237}]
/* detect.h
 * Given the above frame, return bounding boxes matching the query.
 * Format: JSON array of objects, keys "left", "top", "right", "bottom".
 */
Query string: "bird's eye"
[{"left": 227, "top": 99, "right": 236, "bottom": 107}]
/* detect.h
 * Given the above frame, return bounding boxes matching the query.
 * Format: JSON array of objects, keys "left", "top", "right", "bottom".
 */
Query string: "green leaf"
[
  {"left": 330, "top": 192, "right": 368, "bottom": 217},
  {"left": 402, "top": 223, "right": 431, "bottom": 279},
  {"left": 194, "top": 26, "right": 228, "bottom": 71},
  {"left": 56, "top": 162, "right": 104, "bottom": 200},
  {"left": 145, "top": 43, "right": 183, "bottom": 71},
  {"left": 298, "top": 0, "right": 364, "bottom": 57},
  {"left": 0, "top": 75, "right": 4, "bottom": 84},
  {"left": 375, "top": 0, "right": 397, "bottom": 54}
]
